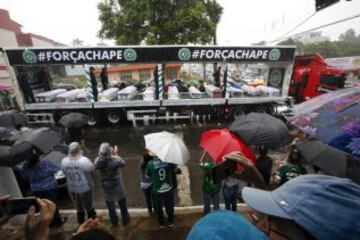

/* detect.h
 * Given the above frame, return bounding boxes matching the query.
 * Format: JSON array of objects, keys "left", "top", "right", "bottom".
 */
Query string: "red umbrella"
[{"left": 200, "top": 128, "right": 256, "bottom": 171}]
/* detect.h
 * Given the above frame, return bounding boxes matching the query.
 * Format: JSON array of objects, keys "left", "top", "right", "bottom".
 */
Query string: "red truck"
[{"left": 289, "top": 53, "right": 360, "bottom": 103}]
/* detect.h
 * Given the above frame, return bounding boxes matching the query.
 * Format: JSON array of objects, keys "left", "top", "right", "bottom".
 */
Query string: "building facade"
[{"left": 95, "top": 63, "right": 182, "bottom": 83}]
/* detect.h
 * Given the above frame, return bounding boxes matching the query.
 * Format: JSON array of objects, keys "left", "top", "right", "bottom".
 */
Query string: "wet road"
[{"left": 58, "top": 122, "right": 225, "bottom": 209}]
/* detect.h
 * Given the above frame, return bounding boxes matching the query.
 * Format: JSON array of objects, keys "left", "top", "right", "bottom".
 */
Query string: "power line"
[
  {"left": 269, "top": 11, "right": 317, "bottom": 43},
  {"left": 273, "top": 12, "right": 360, "bottom": 43},
  {"left": 260, "top": 10, "right": 315, "bottom": 41}
]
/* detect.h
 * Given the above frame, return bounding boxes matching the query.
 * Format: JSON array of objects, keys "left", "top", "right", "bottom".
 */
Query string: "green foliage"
[
  {"left": 97, "top": 0, "right": 223, "bottom": 45},
  {"left": 278, "top": 29, "right": 360, "bottom": 58}
]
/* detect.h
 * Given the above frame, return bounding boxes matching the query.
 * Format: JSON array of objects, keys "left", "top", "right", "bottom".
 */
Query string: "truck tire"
[
  {"left": 106, "top": 110, "right": 123, "bottom": 125},
  {"left": 255, "top": 106, "right": 268, "bottom": 114},
  {"left": 233, "top": 107, "right": 247, "bottom": 120},
  {"left": 87, "top": 112, "right": 98, "bottom": 127}
]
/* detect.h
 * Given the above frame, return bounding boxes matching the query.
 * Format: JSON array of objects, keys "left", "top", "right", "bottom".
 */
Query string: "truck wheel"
[
  {"left": 87, "top": 113, "right": 98, "bottom": 126},
  {"left": 255, "top": 106, "right": 268, "bottom": 114},
  {"left": 233, "top": 107, "right": 247, "bottom": 119},
  {"left": 106, "top": 110, "right": 121, "bottom": 124}
]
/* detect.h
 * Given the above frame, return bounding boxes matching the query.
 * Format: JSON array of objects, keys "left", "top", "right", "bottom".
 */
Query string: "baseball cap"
[
  {"left": 186, "top": 210, "right": 267, "bottom": 240},
  {"left": 242, "top": 174, "right": 360, "bottom": 240}
]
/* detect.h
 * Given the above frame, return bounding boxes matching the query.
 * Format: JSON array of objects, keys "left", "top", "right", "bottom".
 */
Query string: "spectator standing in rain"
[
  {"left": 66, "top": 127, "right": 85, "bottom": 147},
  {"left": 89, "top": 67, "right": 98, "bottom": 102},
  {"left": 256, "top": 146, "right": 273, "bottom": 186},
  {"left": 199, "top": 151, "right": 221, "bottom": 215},
  {"left": 276, "top": 146, "right": 307, "bottom": 185},
  {"left": 140, "top": 151, "right": 154, "bottom": 216},
  {"left": 145, "top": 153, "right": 176, "bottom": 228},
  {"left": 100, "top": 67, "right": 109, "bottom": 91},
  {"left": 21, "top": 151, "right": 66, "bottom": 227},
  {"left": 61, "top": 142, "right": 96, "bottom": 224},
  {"left": 222, "top": 174, "right": 242, "bottom": 212},
  {"left": 94, "top": 143, "right": 130, "bottom": 226}
]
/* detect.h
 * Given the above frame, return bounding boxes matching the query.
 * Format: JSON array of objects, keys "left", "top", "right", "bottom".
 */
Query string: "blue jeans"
[
  {"left": 203, "top": 192, "right": 220, "bottom": 215},
  {"left": 143, "top": 187, "right": 154, "bottom": 214},
  {"left": 223, "top": 185, "right": 239, "bottom": 212},
  {"left": 106, "top": 197, "right": 130, "bottom": 225}
]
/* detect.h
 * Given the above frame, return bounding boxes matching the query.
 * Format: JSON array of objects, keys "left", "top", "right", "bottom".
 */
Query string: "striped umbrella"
[{"left": 84, "top": 69, "right": 94, "bottom": 102}]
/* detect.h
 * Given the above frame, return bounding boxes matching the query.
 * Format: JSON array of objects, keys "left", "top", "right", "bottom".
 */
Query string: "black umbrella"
[
  {"left": 0, "top": 142, "right": 34, "bottom": 167},
  {"left": 0, "top": 110, "right": 28, "bottom": 127},
  {"left": 296, "top": 139, "right": 360, "bottom": 184},
  {"left": 42, "top": 150, "right": 66, "bottom": 167},
  {"left": 59, "top": 113, "right": 89, "bottom": 128},
  {"left": 10, "top": 127, "right": 61, "bottom": 154},
  {"left": 229, "top": 113, "right": 292, "bottom": 149}
]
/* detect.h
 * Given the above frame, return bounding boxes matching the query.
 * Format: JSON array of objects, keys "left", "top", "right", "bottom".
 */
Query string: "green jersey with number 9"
[{"left": 145, "top": 158, "right": 174, "bottom": 194}]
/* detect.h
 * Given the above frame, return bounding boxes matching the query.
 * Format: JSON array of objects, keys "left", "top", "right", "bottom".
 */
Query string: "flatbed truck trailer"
[{"left": 2, "top": 45, "right": 296, "bottom": 126}]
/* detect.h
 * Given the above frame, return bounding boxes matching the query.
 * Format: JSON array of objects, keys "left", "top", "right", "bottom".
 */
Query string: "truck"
[
  {"left": 1, "top": 45, "right": 296, "bottom": 126},
  {"left": 289, "top": 53, "right": 360, "bottom": 103}
]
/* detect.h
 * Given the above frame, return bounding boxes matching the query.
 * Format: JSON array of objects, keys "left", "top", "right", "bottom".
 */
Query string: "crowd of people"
[{"left": 1, "top": 126, "right": 359, "bottom": 240}]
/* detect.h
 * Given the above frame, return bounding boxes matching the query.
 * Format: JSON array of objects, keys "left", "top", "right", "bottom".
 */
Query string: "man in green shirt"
[
  {"left": 145, "top": 157, "right": 176, "bottom": 228},
  {"left": 276, "top": 147, "right": 307, "bottom": 185},
  {"left": 199, "top": 151, "right": 221, "bottom": 215}
]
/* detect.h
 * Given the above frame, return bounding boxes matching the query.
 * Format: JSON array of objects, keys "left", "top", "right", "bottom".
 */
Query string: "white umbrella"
[{"left": 144, "top": 131, "right": 190, "bottom": 165}]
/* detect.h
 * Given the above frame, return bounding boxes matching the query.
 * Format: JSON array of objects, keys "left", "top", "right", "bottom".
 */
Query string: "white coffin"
[
  {"left": 76, "top": 91, "right": 92, "bottom": 102},
  {"left": 229, "top": 86, "right": 244, "bottom": 98},
  {"left": 118, "top": 86, "right": 138, "bottom": 100},
  {"left": 205, "top": 84, "right": 223, "bottom": 98},
  {"left": 189, "top": 86, "right": 202, "bottom": 99},
  {"left": 35, "top": 89, "right": 67, "bottom": 102},
  {"left": 143, "top": 87, "right": 155, "bottom": 101},
  {"left": 99, "top": 87, "right": 119, "bottom": 101},
  {"left": 257, "top": 86, "right": 280, "bottom": 96},
  {"left": 56, "top": 89, "right": 84, "bottom": 102},
  {"left": 168, "top": 86, "right": 179, "bottom": 100},
  {"left": 241, "top": 85, "right": 262, "bottom": 96}
]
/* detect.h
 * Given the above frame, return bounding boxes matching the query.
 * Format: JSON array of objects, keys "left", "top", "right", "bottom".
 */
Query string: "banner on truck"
[{"left": 4, "top": 46, "right": 296, "bottom": 65}]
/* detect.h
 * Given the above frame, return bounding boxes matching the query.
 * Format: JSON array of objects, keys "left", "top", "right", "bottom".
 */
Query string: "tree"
[
  {"left": 97, "top": 0, "right": 223, "bottom": 45},
  {"left": 71, "top": 38, "right": 84, "bottom": 46},
  {"left": 339, "top": 29, "right": 360, "bottom": 45},
  {"left": 277, "top": 38, "right": 303, "bottom": 47}
]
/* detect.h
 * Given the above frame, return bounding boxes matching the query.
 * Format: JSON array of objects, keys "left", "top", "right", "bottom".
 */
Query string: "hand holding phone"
[
  {"left": 113, "top": 145, "right": 118, "bottom": 155},
  {"left": 25, "top": 198, "right": 56, "bottom": 240},
  {"left": 1, "top": 197, "right": 40, "bottom": 216}
]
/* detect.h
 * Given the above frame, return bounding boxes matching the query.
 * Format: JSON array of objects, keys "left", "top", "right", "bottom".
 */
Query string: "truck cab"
[{"left": 289, "top": 53, "right": 359, "bottom": 103}]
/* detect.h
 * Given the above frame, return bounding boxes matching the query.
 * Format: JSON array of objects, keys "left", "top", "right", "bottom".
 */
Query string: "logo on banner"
[
  {"left": 124, "top": 48, "right": 137, "bottom": 61},
  {"left": 269, "top": 48, "right": 281, "bottom": 61},
  {"left": 269, "top": 68, "right": 283, "bottom": 87},
  {"left": 22, "top": 50, "right": 37, "bottom": 64},
  {"left": 178, "top": 48, "right": 191, "bottom": 61}
]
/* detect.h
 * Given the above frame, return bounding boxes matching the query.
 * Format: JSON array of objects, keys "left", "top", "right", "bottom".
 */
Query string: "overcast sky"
[{"left": 1, "top": 0, "right": 359, "bottom": 46}]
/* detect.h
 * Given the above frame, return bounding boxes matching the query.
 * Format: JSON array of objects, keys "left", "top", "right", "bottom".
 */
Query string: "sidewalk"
[{"left": 0, "top": 204, "right": 250, "bottom": 240}]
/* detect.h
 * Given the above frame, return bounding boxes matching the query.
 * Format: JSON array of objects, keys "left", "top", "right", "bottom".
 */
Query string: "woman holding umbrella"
[{"left": 21, "top": 151, "right": 66, "bottom": 227}]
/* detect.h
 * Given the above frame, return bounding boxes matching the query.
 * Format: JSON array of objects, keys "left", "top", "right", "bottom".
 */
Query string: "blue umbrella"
[{"left": 289, "top": 87, "right": 360, "bottom": 158}]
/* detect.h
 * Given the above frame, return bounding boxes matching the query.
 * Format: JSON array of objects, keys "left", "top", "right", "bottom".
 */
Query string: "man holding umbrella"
[
  {"left": 145, "top": 154, "right": 176, "bottom": 228},
  {"left": 144, "top": 131, "right": 190, "bottom": 228}
]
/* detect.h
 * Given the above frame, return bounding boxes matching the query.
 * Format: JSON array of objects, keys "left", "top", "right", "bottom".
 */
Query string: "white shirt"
[{"left": 61, "top": 155, "right": 94, "bottom": 193}]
